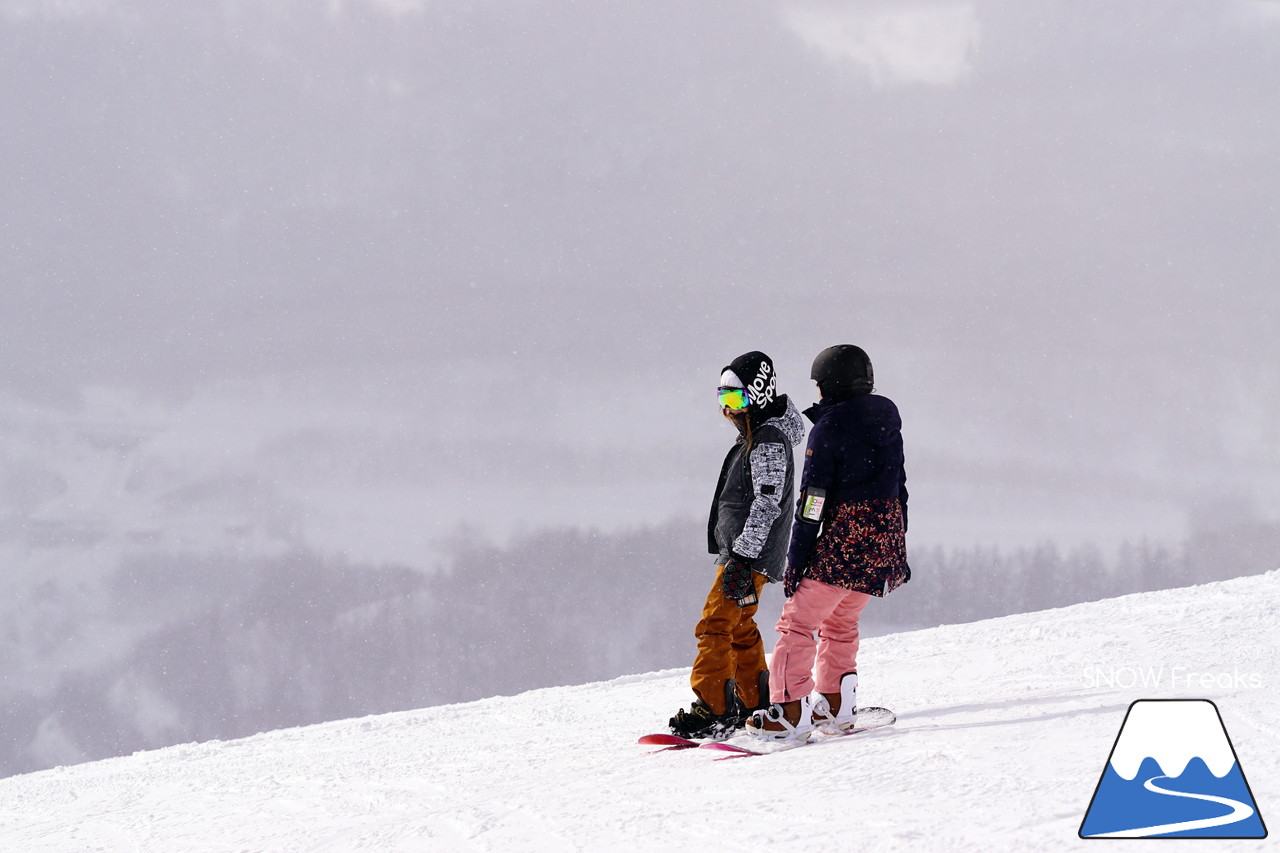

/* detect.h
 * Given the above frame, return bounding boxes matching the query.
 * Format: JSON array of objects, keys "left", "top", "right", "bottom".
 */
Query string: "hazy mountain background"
[{"left": 1, "top": 0, "right": 1277, "bottom": 775}]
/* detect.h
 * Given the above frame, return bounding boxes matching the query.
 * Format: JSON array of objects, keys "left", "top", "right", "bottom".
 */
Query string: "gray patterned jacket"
[{"left": 706, "top": 396, "right": 806, "bottom": 582}]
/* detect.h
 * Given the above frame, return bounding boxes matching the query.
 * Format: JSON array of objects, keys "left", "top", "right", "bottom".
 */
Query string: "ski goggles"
[{"left": 717, "top": 386, "right": 750, "bottom": 411}]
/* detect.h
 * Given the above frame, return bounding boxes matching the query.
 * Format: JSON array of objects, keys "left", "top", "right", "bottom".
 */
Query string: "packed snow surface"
[{"left": 1, "top": 572, "right": 1276, "bottom": 852}]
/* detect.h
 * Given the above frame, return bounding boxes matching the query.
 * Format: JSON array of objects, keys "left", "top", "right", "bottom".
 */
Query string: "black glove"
[
  {"left": 721, "top": 556, "right": 758, "bottom": 607},
  {"left": 783, "top": 561, "right": 805, "bottom": 599}
]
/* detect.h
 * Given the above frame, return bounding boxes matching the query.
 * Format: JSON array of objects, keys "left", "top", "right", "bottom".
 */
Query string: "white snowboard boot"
[
  {"left": 812, "top": 672, "right": 858, "bottom": 732},
  {"left": 744, "top": 695, "right": 815, "bottom": 742}
]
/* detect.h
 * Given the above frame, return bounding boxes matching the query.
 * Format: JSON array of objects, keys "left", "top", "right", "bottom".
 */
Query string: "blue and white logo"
[{"left": 1080, "top": 699, "right": 1267, "bottom": 838}]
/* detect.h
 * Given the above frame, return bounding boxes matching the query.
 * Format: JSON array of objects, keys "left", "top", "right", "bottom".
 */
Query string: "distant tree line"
[
  {"left": 2, "top": 515, "right": 1277, "bottom": 777},
  {"left": 874, "top": 517, "right": 1280, "bottom": 628}
]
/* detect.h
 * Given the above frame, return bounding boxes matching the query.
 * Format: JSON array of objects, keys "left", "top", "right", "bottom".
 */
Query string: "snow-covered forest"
[{"left": 3, "top": 505, "right": 1275, "bottom": 777}]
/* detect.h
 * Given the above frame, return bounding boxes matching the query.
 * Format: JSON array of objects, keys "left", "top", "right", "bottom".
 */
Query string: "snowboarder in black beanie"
[{"left": 667, "top": 351, "right": 805, "bottom": 739}]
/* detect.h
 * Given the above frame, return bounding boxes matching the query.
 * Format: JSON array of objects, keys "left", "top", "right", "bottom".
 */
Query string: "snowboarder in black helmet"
[
  {"left": 667, "top": 351, "right": 805, "bottom": 740},
  {"left": 811, "top": 344, "right": 874, "bottom": 399},
  {"left": 747, "top": 344, "right": 910, "bottom": 741}
]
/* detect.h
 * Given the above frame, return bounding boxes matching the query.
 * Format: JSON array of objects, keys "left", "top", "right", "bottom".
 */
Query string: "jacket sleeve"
[
  {"left": 730, "top": 439, "right": 789, "bottom": 560},
  {"left": 787, "top": 421, "right": 837, "bottom": 572}
]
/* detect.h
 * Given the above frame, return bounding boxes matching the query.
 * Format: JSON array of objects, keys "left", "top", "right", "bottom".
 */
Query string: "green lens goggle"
[{"left": 718, "top": 386, "right": 750, "bottom": 411}]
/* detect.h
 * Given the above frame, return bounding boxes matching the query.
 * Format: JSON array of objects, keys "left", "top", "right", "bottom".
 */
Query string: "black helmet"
[{"left": 811, "top": 345, "right": 873, "bottom": 400}]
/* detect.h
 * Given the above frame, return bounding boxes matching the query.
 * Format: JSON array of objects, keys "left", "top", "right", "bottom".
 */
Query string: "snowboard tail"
[{"left": 637, "top": 733, "right": 701, "bottom": 751}]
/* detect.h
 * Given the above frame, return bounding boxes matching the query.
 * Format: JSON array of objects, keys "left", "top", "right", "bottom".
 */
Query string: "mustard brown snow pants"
[{"left": 690, "top": 564, "right": 769, "bottom": 715}]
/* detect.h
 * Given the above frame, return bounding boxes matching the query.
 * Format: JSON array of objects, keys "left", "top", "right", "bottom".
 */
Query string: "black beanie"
[{"left": 724, "top": 351, "right": 779, "bottom": 413}]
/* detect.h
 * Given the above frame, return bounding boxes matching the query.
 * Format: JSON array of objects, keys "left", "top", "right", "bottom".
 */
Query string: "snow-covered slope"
[{"left": 2, "top": 572, "right": 1276, "bottom": 852}]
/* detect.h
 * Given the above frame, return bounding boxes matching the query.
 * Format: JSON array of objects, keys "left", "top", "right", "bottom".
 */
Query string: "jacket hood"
[
  {"left": 805, "top": 394, "right": 900, "bottom": 446},
  {"left": 762, "top": 395, "right": 806, "bottom": 447}
]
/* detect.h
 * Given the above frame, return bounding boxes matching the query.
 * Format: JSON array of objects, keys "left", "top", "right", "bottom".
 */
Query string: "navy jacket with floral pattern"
[{"left": 787, "top": 393, "right": 910, "bottom": 595}]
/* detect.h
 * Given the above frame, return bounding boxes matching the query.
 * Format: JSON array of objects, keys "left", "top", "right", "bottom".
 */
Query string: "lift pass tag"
[{"left": 800, "top": 488, "right": 826, "bottom": 522}]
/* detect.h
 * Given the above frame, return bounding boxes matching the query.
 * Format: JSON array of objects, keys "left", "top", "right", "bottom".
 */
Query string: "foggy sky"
[{"left": 3, "top": 0, "right": 1278, "bottom": 552}]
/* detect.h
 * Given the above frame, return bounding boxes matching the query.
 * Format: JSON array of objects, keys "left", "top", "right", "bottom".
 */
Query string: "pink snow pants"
[{"left": 770, "top": 578, "right": 872, "bottom": 704}]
